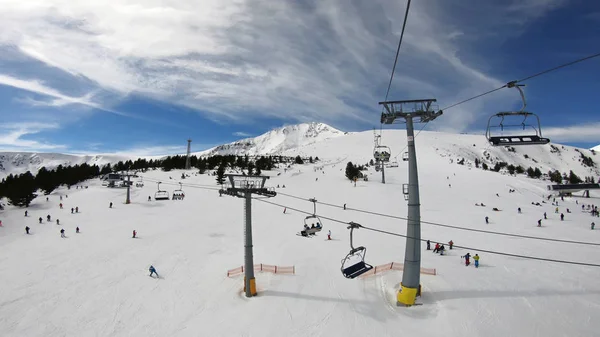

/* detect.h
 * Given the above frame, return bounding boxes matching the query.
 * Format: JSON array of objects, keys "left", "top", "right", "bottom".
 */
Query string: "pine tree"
[
  {"left": 216, "top": 164, "right": 226, "bottom": 185},
  {"left": 295, "top": 155, "right": 304, "bottom": 164},
  {"left": 345, "top": 162, "right": 359, "bottom": 181},
  {"left": 5, "top": 171, "right": 38, "bottom": 207}
]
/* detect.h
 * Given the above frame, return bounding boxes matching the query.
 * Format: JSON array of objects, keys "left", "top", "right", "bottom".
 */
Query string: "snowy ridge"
[
  {"left": 0, "top": 152, "right": 132, "bottom": 179},
  {"left": 196, "top": 122, "right": 344, "bottom": 157},
  {"left": 283, "top": 130, "right": 600, "bottom": 179},
  {"left": 592, "top": 144, "right": 600, "bottom": 152}
]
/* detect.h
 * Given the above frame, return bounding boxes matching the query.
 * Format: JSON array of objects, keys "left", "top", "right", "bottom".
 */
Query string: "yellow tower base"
[
  {"left": 397, "top": 283, "right": 421, "bottom": 306},
  {"left": 243, "top": 277, "right": 257, "bottom": 296}
]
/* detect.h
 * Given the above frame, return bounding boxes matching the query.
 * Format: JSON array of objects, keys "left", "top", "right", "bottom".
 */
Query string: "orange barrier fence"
[
  {"left": 227, "top": 264, "right": 296, "bottom": 277},
  {"left": 359, "top": 262, "right": 436, "bottom": 278}
]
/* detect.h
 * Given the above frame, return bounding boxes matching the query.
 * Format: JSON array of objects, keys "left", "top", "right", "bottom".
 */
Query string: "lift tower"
[
  {"left": 219, "top": 175, "right": 276, "bottom": 297},
  {"left": 379, "top": 99, "right": 442, "bottom": 306}
]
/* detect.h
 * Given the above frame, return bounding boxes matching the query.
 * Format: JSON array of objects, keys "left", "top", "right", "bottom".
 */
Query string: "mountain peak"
[{"left": 199, "top": 122, "right": 344, "bottom": 156}]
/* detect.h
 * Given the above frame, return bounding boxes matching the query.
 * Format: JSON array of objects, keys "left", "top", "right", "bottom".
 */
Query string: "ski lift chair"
[
  {"left": 373, "top": 146, "right": 391, "bottom": 162},
  {"left": 485, "top": 83, "right": 550, "bottom": 146},
  {"left": 341, "top": 222, "right": 373, "bottom": 279},
  {"left": 402, "top": 152, "right": 409, "bottom": 162},
  {"left": 154, "top": 182, "right": 170, "bottom": 201},
  {"left": 172, "top": 182, "right": 185, "bottom": 200},
  {"left": 304, "top": 215, "right": 323, "bottom": 234}
]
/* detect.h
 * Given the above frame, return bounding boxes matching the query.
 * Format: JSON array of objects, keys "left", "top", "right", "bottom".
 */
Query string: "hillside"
[
  {"left": 284, "top": 129, "right": 600, "bottom": 181},
  {"left": 1, "top": 124, "right": 598, "bottom": 186},
  {"left": 0, "top": 152, "right": 131, "bottom": 180},
  {"left": 0, "top": 131, "right": 599, "bottom": 336}
]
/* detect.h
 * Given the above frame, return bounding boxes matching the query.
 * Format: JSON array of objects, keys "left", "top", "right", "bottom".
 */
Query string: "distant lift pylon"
[{"left": 485, "top": 82, "right": 550, "bottom": 146}]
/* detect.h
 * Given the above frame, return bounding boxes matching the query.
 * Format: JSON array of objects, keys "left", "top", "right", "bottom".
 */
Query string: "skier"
[
  {"left": 60, "top": 196, "right": 63, "bottom": 200},
  {"left": 25, "top": 226, "right": 30, "bottom": 234},
  {"left": 327, "top": 230, "right": 332, "bottom": 240},
  {"left": 149, "top": 265, "right": 159, "bottom": 278},
  {"left": 485, "top": 216, "right": 489, "bottom": 224},
  {"left": 148, "top": 196, "right": 151, "bottom": 201},
  {"left": 544, "top": 212, "right": 547, "bottom": 220},
  {"left": 592, "top": 222, "right": 596, "bottom": 230},
  {"left": 537, "top": 219, "right": 542, "bottom": 227},
  {"left": 71, "top": 208, "right": 74, "bottom": 214},
  {"left": 133, "top": 230, "right": 137, "bottom": 238},
  {"left": 47, "top": 215, "right": 51, "bottom": 222},
  {"left": 433, "top": 243, "right": 440, "bottom": 253},
  {"left": 462, "top": 253, "right": 471, "bottom": 266},
  {"left": 473, "top": 254, "right": 480, "bottom": 268},
  {"left": 56, "top": 219, "right": 60, "bottom": 225},
  {"left": 439, "top": 244, "right": 445, "bottom": 256},
  {"left": 518, "top": 207, "right": 521, "bottom": 214},
  {"left": 283, "top": 207, "right": 286, "bottom": 214},
  {"left": 60, "top": 229, "right": 66, "bottom": 238},
  {"left": 24, "top": 210, "right": 28, "bottom": 217},
  {"left": 448, "top": 240, "right": 453, "bottom": 250},
  {"left": 46, "top": 197, "right": 49, "bottom": 202},
  {"left": 60, "top": 203, "right": 63, "bottom": 209},
  {"left": 560, "top": 213, "right": 564, "bottom": 221},
  {"left": 39, "top": 217, "right": 43, "bottom": 224},
  {"left": 343, "top": 203, "right": 346, "bottom": 210},
  {"left": 75, "top": 207, "right": 79, "bottom": 213},
  {"left": 110, "top": 202, "right": 113, "bottom": 208},
  {"left": 426, "top": 240, "right": 431, "bottom": 250},
  {"left": 76, "top": 227, "right": 80, "bottom": 233},
  {"left": 0, "top": 220, "right": 2, "bottom": 227}
]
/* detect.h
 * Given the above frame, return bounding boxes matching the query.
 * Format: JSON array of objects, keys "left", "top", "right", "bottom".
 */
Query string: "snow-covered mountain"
[
  {"left": 0, "top": 152, "right": 131, "bottom": 179},
  {"left": 592, "top": 144, "right": 600, "bottom": 152},
  {"left": 282, "top": 130, "right": 600, "bottom": 179},
  {"left": 1, "top": 123, "right": 598, "bottom": 182},
  {"left": 196, "top": 122, "right": 345, "bottom": 157}
]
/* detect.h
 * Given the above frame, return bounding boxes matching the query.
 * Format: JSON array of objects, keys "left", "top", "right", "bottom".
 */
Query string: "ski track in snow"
[{"left": 0, "top": 130, "right": 600, "bottom": 336}]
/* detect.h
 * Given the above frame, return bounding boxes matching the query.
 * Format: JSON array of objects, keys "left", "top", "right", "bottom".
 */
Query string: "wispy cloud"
[
  {"left": 233, "top": 132, "right": 252, "bottom": 137},
  {"left": 0, "top": 122, "right": 65, "bottom": 151},
  {"left": 544, "top": 123, "right": 600, "bottom": 143},
  {"left": 0, "top": 0, "right": 567, "bottom": 132}
]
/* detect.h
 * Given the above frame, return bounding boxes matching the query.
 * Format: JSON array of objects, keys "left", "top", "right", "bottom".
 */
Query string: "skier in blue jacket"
[{"left": 149, "top": 265, "right": 159, "bottom": 278}]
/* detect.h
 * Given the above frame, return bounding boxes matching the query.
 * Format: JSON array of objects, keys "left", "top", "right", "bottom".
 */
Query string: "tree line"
[{"left": 0, "top": 154, "right": 316, "bottom": 208}]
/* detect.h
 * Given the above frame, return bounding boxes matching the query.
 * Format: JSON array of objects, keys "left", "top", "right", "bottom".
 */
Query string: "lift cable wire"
[
  {"left": 441, "top": 51, "right": 600, "bottom": 111},
  {"left": 379, "top": 0, "right": 412, "bottom": 135},
  {"left": 141, "top": 176, "right": 600, "bottom": 247},
  {"left": 253, "top": 198, "right": 600, "bottom": 268},
  {"left": 383, "top": 0, "right": 412, "bottom": 104},
  {"left": 136, "top": 176, "right": 600, "bottom": 266},
  {"left": 275, "top": 191, "right": 600, "bottom": 247}
]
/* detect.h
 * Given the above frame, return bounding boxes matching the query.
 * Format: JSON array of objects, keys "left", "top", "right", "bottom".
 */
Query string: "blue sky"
[{"left": 0, "top": 0, "right": 599, "bottom": 155}]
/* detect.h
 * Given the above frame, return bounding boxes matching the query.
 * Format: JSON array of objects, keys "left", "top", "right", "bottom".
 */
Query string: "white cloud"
[
  {"left": 544, "top": 123, "right": 600, "bottom": 143},
  {"left": 0, "top": 0, "right": 567, "bottom": 131},
  {"left": 233, "top": 132, "right": 251, "bottom": 137},
  {"left": 0, "top": 74, "right": 132, "bottom": 117},
  {"left": 0, "top": 122, "right": 66, "bottom": 151}
]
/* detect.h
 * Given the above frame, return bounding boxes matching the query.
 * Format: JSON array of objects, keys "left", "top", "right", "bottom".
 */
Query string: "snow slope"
[
  {"left": 592, "top": 144, "right": 600, "bottom": 152},
  {"left": 0, "top": 152, "right": 132, "bottom": 180},
  {"left": 0, "top": 130, "right": 600, "bottom": 337},
  {"left": 196, "top": 122, "right": 344, "bottom": 157}
]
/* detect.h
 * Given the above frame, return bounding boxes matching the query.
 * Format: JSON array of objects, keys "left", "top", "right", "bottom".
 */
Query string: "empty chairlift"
[
  {"left": 154, "top": 182, "right": 170, "bottom": 201},
  {"left": 341, "top": 222, "right": 373, "bottom": 279},
  {"left": 485, "top": 83, "right": 550, "bottom": 146}
]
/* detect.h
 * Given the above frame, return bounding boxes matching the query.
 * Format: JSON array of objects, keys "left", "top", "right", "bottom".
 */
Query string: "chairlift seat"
[
  {"left": 489, "top": 135, "right": 550, "bottom": 146},
  {"left": 342, "top": 261, "right": 373, "bottom": 279},
  {"left": 155, "top": 191, "right": 170, "bottom": 200}
]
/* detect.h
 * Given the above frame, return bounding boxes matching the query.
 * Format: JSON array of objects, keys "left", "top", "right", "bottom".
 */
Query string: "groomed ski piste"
[{"left": 1, "top": 130, "right": 599, "bottom": 337}]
